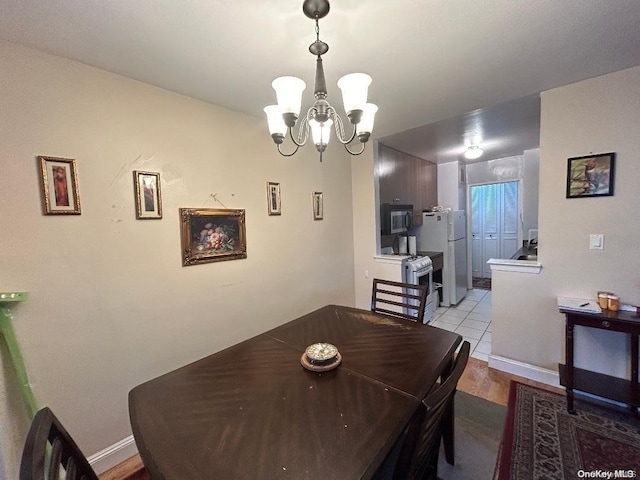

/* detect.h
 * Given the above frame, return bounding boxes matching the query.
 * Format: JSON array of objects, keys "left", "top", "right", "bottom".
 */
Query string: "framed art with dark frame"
[
  {"left": 312, "top": 191, "right": 323, "bottom": 220},
  {"left": 180, "top": 208, "right": 247, "bottom": 266},
  {"left": 566, "top": 152, "right": 615, "bottom": 198},
  {"left": 267, "top": 181, "right": 281, "bottom": 215},
  {"left": 38, "top": 156, "right": 81, "bottom": 215},
  {"left": 133, "top": 171, "right": 163, "bottom": 219}
]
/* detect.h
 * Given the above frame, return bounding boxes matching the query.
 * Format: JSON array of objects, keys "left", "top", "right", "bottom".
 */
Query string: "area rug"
[
  {"left": 436, "top": 391, "right": 506, "bottom": 479},
  {"left": 472, "top": 277, "right": 492, "bottom": 291},
  {"left": 496, "top": 381, "right": 640, "bottom": 479}
]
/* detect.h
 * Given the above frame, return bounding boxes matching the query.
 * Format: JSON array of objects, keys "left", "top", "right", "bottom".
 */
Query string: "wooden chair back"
[
  {"left": 371, "top": 278, "right": 428, "bottom": 322},
  {"left": 20, "top": 407, "right": 99, "bottom": 480},
  {"left": 393, "top": 341, "right": 471, "bottom": 480}
]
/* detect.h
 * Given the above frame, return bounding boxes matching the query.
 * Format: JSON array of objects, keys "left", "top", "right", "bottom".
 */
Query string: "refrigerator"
[{"left": 416, "top": 211, "right": 467, "bottom": 306}]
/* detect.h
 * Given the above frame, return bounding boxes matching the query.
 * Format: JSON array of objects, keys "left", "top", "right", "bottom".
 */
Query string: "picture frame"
[
  {"left": 179, "top": 208, "right": 247, "bottom": 266},
  {"left": 267, "top": 181, "right": 281, "bottom": 216},
  {"left": 38, "top": 156, "right": 81, "bottom": 215},
  {"left": 312, "top": 191, "right": 323, "bottom": 220},
  {"left": 566, "top": 152, "right": 615, "bottom": 199},
  {"left": 133, "top": 171, "right": 163, "bottom": 219}
]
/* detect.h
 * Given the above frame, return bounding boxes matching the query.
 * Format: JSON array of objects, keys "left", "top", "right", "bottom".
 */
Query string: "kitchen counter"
[
  {"left": 487, "top": 244, "right": 541, "bottom": 274},
  {"left": 510, "top": 245, "right": 538, "bottom": 260}
]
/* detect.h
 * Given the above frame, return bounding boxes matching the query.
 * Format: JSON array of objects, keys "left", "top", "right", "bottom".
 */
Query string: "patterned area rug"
[
  {"left": 472, "top": 277, "right": 492, "bottom": 290},
  {"left": 496, "top": 381, "right": 640, "bottom": 479}
]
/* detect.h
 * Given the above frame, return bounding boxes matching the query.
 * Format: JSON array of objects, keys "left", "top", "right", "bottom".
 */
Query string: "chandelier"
[{"left": 264, "top": 0, "right": 378, "bottom": 162}]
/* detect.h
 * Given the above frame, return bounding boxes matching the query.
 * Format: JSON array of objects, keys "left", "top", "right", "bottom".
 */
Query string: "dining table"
[{"left": 128, "top": 304, "right": 462, "bottom": 480}]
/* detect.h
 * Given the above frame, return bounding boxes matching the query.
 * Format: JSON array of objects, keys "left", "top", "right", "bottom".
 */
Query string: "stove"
[{"left": 403, "top": 255, "right": 435, "bottom": 324}]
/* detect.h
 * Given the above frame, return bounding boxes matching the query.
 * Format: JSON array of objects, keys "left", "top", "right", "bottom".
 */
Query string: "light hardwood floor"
[{"left": 99, "top": 358, "right": 563, "bottom": 480}]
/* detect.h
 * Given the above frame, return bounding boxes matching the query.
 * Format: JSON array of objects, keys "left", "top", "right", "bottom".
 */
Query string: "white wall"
[
  {"left": 491, "top": 66, "right": 640, "bottom": 379},
  {"left": 0, "top": 41, "right": 356, "bottom": 479},
  {"left": 436, "top": 161, "right": 461, "bottom": 210}
]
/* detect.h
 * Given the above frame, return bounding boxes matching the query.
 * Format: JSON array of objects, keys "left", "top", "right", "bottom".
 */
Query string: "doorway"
[{"left": 470, "top": 181, "right": 521, "bottom": 284}]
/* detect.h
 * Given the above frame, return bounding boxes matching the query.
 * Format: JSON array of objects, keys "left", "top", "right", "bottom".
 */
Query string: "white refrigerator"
[{"left": 416, "top": 211, "right": 467, "bottom": 306}]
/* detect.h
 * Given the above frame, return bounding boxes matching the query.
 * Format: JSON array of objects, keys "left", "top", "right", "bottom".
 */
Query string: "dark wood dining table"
[{"left": 129, "top": 305, "right": 462, "bottom": 480}]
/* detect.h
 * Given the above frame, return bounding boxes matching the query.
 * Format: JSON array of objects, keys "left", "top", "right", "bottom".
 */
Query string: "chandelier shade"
[{"left": 264, "top": 0, "right": 377, "bottom": 161}]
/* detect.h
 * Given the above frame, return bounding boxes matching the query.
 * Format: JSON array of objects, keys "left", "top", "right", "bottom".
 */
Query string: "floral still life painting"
[
  {"left": 566, "top": 152, "right": 615, "bottom": 198},
  {"left": 180, "top": 208, "right": 247, "bottom": 266}
]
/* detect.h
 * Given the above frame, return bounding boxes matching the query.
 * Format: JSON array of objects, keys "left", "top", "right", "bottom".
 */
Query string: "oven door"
[{"left": 403, "top": 265, "right": 435, "bottom": 324}]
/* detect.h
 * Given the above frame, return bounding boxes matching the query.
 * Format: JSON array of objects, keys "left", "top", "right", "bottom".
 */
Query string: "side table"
[{"left": 559, "top": 307, "right": 640, "bottom": 415}]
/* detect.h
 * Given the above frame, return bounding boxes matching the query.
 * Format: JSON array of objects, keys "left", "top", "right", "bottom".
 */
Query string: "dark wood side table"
[{"left": 559, "top": 307, "right": 640, "bottom": 415}]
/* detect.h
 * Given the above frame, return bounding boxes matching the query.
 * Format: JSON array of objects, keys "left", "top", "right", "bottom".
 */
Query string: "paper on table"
[{"left": 557, "top": 297, "right": 602, "bottom": 313}]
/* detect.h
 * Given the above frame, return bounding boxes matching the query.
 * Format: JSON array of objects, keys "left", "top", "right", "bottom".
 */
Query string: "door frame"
[{"left": 465, "top": 179, "right": 523, "bottom": 287}]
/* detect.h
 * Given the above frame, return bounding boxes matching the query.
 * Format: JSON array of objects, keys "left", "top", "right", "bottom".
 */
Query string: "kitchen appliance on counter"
[
  {"left": 416, "top": 211, "right": 467, "bottom": 307},
  {"left": 380, "top": 204, "right": 413, "bottom": 236},
  {"left": 403, "top": 255, "right": 435, "bottom": 324}
]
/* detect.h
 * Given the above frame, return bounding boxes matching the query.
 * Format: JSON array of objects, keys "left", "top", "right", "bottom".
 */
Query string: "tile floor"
[{"left": 430, "top": 288, "right": 492, "bottom": 361}]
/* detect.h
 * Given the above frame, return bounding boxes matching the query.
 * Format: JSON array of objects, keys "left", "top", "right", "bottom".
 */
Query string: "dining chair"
[
  {"left": 390, "top": 340, "right": 471, "bottom": 480},
  {"left": 371, "top": 278, "right": 428, "bottom": 322},
  {"left": 20, "top": 406, "right": 99, "bottom": 480}
]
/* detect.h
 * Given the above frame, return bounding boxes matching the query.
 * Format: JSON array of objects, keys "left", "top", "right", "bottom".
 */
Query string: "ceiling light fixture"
[
  {"left": 464, "top": 145, "right": 483, "bottom": 160},
  {"left": 264, "top": 0, "right": 378, "bottom": 162}
]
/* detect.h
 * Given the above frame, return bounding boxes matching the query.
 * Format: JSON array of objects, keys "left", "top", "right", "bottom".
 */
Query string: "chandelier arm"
[
  {"left": 331, "top": 111, "right": 358, "bottom": 145},
  {"left": 288, "top": 117, "right": 310, "bottom": 148},
  {"left": 344, "top": 142, "right": 367, "bottom": 156},
  {"left": 276, "top": 142, "right": 300, "bottom": 157}
]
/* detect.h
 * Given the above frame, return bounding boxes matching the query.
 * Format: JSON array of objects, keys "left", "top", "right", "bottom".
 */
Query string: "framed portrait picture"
[
  {"left": 312, "top": 191, "right": 323, "bottom": 220},
  {"left": 566, "top": 152, "right": 615, "bottom": 198},
  {"left": 133, "top": 171, "right": 163, "bottom": 219},
  {"left": 38, "top": 156, "right": 81, "bottom": 215},
  {"left": 267, "top": 181, "right": 281, "bottom": 215},
  {"left": 180, "top": 208, "right": 247, "bottom": 266}
]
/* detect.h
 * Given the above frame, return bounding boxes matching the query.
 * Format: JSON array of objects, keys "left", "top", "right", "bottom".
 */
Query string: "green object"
[{"left": 0, "top": 292, "right": 38, "bottom": 418}]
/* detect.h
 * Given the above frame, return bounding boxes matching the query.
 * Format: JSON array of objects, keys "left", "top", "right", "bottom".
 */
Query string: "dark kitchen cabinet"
[{"left": 378, "top": 144, "right": 437, "bottom": 227}]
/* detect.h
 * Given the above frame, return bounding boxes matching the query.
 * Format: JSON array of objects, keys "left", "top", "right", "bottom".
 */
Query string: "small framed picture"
[
  {"left": 38, "top": 156, "right": 81, "bottom": 215},
  {"left": 133, "top": 171, "right": 163, "bottom": 219},
  {"left": 180, "top": 208, "right": 247, "bottom": 266},
  {"left": 312, "top": 191, "right": 323, "bottom": 220},
  {"left": 267, "top": 181, "right": 281, "bottom": 216},
  {"left": 566, "top": 152, "right": 615, "bottom": 198}
]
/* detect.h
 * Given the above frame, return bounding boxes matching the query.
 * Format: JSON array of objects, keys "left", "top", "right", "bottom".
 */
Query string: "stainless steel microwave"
[{"left": 380, "top": 204, "right": 413, "bottom": 235}]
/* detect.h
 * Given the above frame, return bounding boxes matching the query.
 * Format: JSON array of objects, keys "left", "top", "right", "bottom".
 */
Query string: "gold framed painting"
[
  {"left": 267, "top": 181, "right": 281, "bottom": 215},
  {"left": 312, "top": 191, "right": 323, "bottom": 220},
  {"left": 133, "top": 171, "right": 163, "bottom": 219},
  {"left": 38, "top": 156, "right": 81, "bottom": 215},
  {"left": 180, "top": 208, "right": 247, "bottom": 266}
]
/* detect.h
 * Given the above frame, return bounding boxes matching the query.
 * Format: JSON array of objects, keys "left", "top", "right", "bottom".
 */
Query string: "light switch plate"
[{"left": 589, "top": 234, "right": 604, "bottom": 250}]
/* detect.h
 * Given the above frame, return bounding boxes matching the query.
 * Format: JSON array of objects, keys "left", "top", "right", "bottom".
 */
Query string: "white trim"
[
  {"left": 373, "top": 254, "right": 409, "bottom": 265},
  {"left": 488, "top": 354, "right": 561, "bottom": 388},
  {"left": 487, "top": 258, "right": 542, "bottom": 274},
  {"left": 87, "top": 435, "right": 138, "bottom": 474}
]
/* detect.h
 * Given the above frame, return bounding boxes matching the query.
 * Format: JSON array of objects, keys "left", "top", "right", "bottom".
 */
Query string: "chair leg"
[{"left": 441, "top": 395, "right": 455, "bottom": 465}]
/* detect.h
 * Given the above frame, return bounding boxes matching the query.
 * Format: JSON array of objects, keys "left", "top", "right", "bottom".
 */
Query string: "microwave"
[{"left": 380, "top": 204, "right": 413, "bottom": 235}]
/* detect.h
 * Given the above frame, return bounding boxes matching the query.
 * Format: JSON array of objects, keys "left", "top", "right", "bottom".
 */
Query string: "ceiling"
[{"left": 1, "top": 1, "right": 640, "bottom": 163}]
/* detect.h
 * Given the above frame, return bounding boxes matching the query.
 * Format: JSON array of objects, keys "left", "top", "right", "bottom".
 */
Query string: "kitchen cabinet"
[{"left": 378, "top": 144, "right": 437, "bottom": 227}]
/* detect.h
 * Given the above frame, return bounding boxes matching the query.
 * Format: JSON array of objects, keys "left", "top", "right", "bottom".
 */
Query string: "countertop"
[{"left": 510, "top": 245, "right": 537, "bottom": 260}]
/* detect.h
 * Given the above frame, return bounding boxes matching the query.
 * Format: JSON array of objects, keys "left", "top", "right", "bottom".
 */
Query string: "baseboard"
[
  {"left": 488, "top": 354, "right": 561, "bottom": 388},
  {"left": 87, "top": 434, "right": 138, "bottom": 474}
]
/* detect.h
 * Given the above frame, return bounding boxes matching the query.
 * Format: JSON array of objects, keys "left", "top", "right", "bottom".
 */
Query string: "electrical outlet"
[{"left": 589, "top": 234, "right": 604, "bottom": 250}]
